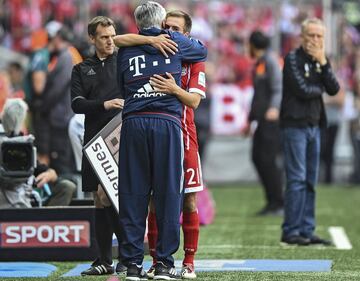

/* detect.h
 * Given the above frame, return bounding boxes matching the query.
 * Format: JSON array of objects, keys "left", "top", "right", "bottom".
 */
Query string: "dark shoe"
[
  {"left": 154, "top": 261, "right": 180, "bottom": 280},
  {"left": 308, "top": 235, "right": 332, "bottom": 246},
  {"left": 126, "top": 263, "right": 148, "bottom": 281},
  {"left": 255, "top": 206, "right": 271, "bottom": 216},
  {"left": 256, "top": 205, "right": 284, "bottom": 217},
  {"left": 281, "top": 235, "right": 310, "bottom": 246},
  {"left": 267, "top": 207, "right": 284, "bottom": 217},
  {"left": 81, "top": 262, "right": 114, "bottom": 276},
  {"left": 116, "top": 262, "right": 127, "bottom": 275}
]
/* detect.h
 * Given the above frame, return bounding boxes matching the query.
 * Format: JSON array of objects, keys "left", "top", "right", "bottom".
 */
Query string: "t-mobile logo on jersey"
[
  {"left": 129, "top": 55, "right": 172, "bottom": 77},
  {"left": 129, "top": 55, "right": 146, "bottom": 77}
]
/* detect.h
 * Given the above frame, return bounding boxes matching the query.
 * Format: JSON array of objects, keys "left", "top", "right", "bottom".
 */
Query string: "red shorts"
[{"left": 184, "top": 149, "right": 203, "bottom": 193}]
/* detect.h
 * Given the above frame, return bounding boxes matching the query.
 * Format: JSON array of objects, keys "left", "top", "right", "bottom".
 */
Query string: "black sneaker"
[
  {"left": 154, "top": 261, "right": 180, "bottom": 280},
  {"left": 81, "top": 262, "right": 114, "bottom": 276},
  {"left": 116, "top": 262, "right": 127, "bottom": 275},
  {"left": 307, "top": 235, "right": 332, "bottom": 246},
  {"left": 281, "top": 235, "right": 310, "bottom": 246},
  {"left": 126, "top": 263, "right": 148, "bottom": 281}
]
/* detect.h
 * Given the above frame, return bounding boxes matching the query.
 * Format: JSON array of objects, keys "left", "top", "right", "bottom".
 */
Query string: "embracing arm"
[
  {"left": 150, "top": 72, "right": 201, "bottom": 109},
  {"left": 114, "top": 33, "right": 178, "bottom": 57},
  {"left": 173, "top": 33, "right": 207, "bottom": 62}
]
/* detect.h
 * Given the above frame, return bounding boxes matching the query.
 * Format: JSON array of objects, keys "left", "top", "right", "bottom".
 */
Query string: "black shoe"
[
  {"left": 256, "top": 206, "right": 284, "bottom": 217},
  {"left": 307, "top": 235, "right": 332, "bottom": 246},
  {"left": 116, "top": 262, "right": 127, "bottom": 275},
  {"left": 281, "top": 235, "right": 310, "bottom": 246},
  {"left": 154, "top": 261, "right": 180, "bottom": 280},
  {"left": 267, "top": 207, "right": 284, "bottom": 217},
  {"left": 255, "top": 206, "right": 271, "bottom": 216},
  {"left": 126, "top": 263, "right": 148, "bottom": 281},
  {"left": 81, "top": 262, "right": 114, "bottom": 276}
]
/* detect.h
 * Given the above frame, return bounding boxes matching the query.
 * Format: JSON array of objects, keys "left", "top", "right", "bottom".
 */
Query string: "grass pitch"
[{"left": 4, "top": 184, "right": 360, "bottom": 280}]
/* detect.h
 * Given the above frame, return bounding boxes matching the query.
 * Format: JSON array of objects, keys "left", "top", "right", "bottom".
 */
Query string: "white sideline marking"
[
  {"left": 328, "top": 226, "right": 352, "bottom": 250},
  {"left": 201, "top": 244, "right": 329, "bottom": 250}
]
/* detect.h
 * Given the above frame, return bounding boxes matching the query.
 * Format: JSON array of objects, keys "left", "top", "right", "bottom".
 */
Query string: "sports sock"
[
  {"left": 147, "top": 211, "right": 158, "bottom": 265},
  {"left": 95, "top": 208, "right": 113, "bottom": 265},
  {"left": 182, "top": 210, "right": 199, "bottom": 266}
]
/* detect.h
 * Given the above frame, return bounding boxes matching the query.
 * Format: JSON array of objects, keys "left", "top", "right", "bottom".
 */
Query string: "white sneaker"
[
  {"left": 147, "top": 264, "right": 156, "bottom": 279},
  {"left": 181, "top": 264, "right": 196, "bottom": 279}
]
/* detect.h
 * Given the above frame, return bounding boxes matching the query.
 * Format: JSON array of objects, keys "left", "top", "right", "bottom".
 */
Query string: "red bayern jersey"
[{"left": 181, "top": 61, "right": 206, "bottom": 151}]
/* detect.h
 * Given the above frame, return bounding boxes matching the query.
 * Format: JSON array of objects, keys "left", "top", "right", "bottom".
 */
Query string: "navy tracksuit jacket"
[{"left": 117, "top": 27, "right": 207, "bottom": 267}]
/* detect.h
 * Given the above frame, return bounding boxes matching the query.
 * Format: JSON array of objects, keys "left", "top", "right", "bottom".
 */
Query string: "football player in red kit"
[{"left": 148, "top": 10, "right": 206, "bottom": 279}]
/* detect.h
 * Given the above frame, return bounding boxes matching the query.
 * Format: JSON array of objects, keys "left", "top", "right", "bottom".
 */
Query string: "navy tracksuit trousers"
[{"left": 118, "top": 115, "right": 184, "bottom": 267}]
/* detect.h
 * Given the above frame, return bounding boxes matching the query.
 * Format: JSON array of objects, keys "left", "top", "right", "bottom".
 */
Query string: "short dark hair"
[
  {"left": 8, "top": 61, "right": 23, "bottom": 72},
  {"left": 166, "top": 10, "right": 192, "bottom": 33},
  {"left": 88, "top": 16, "right": 116, "bottom": 37},
  {"left": 249, "top": 30, "right": 270, "bottom": 50}
]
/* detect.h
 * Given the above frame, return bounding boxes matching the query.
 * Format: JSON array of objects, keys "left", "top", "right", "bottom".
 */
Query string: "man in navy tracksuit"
[{"left": 117, "top": 2, "right": 207, "bottom": 280}]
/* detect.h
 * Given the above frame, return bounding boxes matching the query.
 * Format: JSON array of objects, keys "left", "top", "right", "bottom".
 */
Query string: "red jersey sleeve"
[{"left": 188, "top": 62, "right": 206, "bottom": 98}]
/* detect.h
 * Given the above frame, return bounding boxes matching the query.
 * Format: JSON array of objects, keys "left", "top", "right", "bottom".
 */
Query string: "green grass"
[{"left": 3, "top": 184, "right": 360, "bottom": 280}]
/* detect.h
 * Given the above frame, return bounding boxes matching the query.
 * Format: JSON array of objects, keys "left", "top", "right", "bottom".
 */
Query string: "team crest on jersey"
[
  {"left": 198, "top": 72, "right": 206, "bottom": 87},
  {"left": 181, "top": 66, "right": 187, "bottom": 76}
]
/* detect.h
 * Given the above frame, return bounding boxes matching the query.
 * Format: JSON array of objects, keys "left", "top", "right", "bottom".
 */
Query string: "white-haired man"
[
  {"left": 117, "top": 1, "right": 207, "bottom": 280},
  {"left": 280, "top": 18, "right": 339, "bottom": 246}
]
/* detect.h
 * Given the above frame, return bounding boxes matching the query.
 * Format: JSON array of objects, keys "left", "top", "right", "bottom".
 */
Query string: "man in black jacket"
[
  {"left": 71, "top": 16, "right": 124, "bottom": 276},
  {"left": 280, "top": 18, "right": 340, "bottom": 246},
  {"left": 247, "top": 31, "right": 284, "bottom": 216}
]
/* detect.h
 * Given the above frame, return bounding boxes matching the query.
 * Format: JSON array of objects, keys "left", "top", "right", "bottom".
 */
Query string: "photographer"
[{"left": 0, "top": 99, "right": 76, "bottom": 208}]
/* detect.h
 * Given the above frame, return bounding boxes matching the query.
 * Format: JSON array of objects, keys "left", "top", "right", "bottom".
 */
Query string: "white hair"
[
  {"left": 301, "top": 18, "right": 325, "bottom": 34},
  {"left": 134, "top": 1, "right": 166, "bottom": 29},
  {"left": 1, "top": 99, "right": 28, "bottom": 136}
]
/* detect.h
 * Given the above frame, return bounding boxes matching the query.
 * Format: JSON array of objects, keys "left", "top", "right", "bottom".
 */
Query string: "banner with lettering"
[{"left": 83, "top": 113, "right": 122, "bottom": 213}]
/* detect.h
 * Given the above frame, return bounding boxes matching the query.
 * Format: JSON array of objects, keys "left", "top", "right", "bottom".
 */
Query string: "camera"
[{"left": 0, "top": 134, "right": 37, "bottom": 178}]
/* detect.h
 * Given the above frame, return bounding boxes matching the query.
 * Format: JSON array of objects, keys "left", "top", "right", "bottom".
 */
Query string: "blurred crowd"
[{"left": 0, "top": 0, "right": 360, "bottom": 195}]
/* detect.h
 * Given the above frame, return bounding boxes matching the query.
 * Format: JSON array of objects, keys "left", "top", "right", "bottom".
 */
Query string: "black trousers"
[
  {"left": 252, "top": 121, "right": 284, "bottom": 208},
  {"left": 321, "top": 124, "right": 339, "bottom": 184}
]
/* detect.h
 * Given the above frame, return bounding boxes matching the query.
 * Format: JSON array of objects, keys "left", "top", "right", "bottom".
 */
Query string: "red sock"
[
  {"left": 182, "top": 210, "right": 199, "bottom": 266},
  {"left": 147, "top": 211, "right": 158, "bottom": 265}
]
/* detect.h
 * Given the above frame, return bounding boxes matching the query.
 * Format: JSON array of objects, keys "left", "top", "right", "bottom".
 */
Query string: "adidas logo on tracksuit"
[
  {"left": 133, "top": 82, "right": 166, "bottom": 98},
  {"left": 87, "top": 68, "right": 96, "bottom": 75}
]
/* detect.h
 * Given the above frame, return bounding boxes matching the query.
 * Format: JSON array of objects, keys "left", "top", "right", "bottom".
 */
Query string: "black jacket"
[
  {"left": 280, "top": 47, "right": 340, "bottom": 128},
  {"left": 71, "top": 53, "right": 121, "bottom": 191}
]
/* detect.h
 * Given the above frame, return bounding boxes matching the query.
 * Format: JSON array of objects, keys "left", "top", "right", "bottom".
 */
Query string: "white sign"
[
  {"left": 84, "top": 136, "right": 119, "bottom": 212},
  {"left": 83, "top": 113, "right": 122, "bottom": 213}
]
